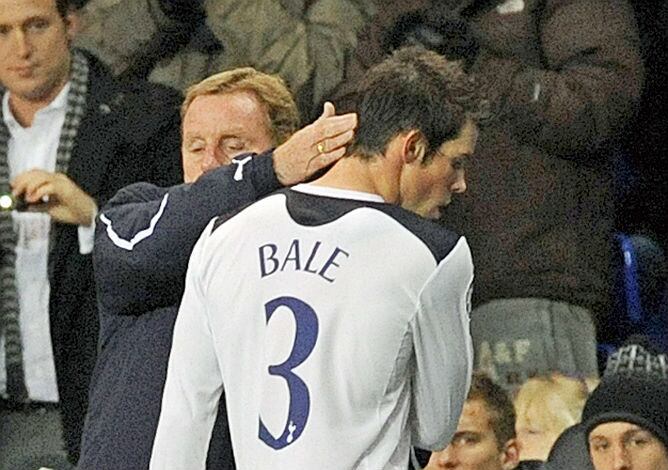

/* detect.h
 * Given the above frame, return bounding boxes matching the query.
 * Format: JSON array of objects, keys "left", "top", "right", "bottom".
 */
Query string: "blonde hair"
[
  {"left": 514, "top": 373, "right": 589, "bottom": 435},
  {"left": 181, "top": 67, "right": 300, "bottom": 146}
]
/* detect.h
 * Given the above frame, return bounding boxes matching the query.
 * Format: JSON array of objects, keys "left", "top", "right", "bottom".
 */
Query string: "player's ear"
[{"left": 401, "top": 130, "right": 427, "bottom": 165}]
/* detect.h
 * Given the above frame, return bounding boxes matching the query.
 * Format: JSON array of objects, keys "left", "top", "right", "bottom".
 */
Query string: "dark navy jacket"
[{"left": 78, "top": 153, "right": 281, "bottom": 470}]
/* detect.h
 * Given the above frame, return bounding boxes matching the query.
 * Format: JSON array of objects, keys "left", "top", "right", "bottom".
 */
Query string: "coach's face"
[
  {"left": 0, "top": 0, "right": 74, "bottom": 109},
  {"left": 181, "top": 90, "right": 275, "bottom": 183},
  {"left": 399, "top": 119, "right": 477, "bottom": 219},
  {"left": 589, "top": 422, "right": 668, "bottom": 470}
]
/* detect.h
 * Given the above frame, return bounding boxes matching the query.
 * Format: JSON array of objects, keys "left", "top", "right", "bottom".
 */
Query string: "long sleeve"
[
  {"left": 410, "top": 237, "right": 474, "bottom": 450},
  {"left": 149, "top": 222, "right": 222, "bottom": 470},
  {"left": 93, "top": 152, "right": 280, "bottom": 317},
  {"left": 472, "top": 0, "right": 643, "bottom": 157}
]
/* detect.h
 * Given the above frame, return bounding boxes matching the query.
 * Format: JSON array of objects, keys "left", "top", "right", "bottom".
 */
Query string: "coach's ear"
[{"left": 401, "top": 129, "right": 428, "bottom": 165}]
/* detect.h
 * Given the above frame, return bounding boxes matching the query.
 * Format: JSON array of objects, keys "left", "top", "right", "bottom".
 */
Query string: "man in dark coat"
[
  {"left": 434, "top": 0, "right": 643, "bottom": 390},
  {"left": 0, "top": 0, "right": 182, "bottom": 466},
  {"left": 333, "top": 0, "right": 644, "bottom": 390}
]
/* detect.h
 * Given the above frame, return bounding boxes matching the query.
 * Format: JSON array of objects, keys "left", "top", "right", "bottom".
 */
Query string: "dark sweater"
[{"left": 78, "top": 154, "right": 280, "bottom": 470}]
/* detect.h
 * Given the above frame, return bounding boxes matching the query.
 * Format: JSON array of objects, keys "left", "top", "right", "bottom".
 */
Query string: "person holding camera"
[{"left": 0, "top": 0, "right": 182, "bottom": 466}]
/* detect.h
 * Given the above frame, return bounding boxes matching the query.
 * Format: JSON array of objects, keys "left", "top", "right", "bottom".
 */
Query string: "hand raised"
[{"left": 273, "top": 102, "right": 357, "bottom": 186}]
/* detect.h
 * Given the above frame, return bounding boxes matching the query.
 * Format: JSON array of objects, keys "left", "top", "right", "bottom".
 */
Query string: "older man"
[{"left": 78, "top": 67, "right": 356, "bottom": 469}]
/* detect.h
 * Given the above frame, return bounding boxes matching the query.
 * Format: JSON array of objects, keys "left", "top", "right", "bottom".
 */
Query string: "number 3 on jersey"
[{"left": 259, "top": 296, "right": 319, "bottom": 450}]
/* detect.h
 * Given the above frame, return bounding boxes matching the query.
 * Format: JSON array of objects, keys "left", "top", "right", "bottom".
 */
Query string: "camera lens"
[{"left": 0, "top": 193, "right": 16, "bottom": 211}]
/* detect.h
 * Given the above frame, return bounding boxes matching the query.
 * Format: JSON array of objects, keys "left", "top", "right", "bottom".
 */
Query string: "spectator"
[
  {"left": 328, "top": 0, "right": 432, "bottom": 111},
  {"left": 377, "top": 0, "right": 644, "bottom": 391},
  {"left": 419, "top": 373, "right": 520, "bottom": 470},
  {"left": 79, "top": 68, "right": 357, "bottom": 469},
  {"left": 542, "top": 423, "right": 594, "bottom": 470},
  {"left": 75, "top": 0, "right": 375, "bottom": 120},
  {"left": 611, "top": 236, "right": 668, "bottom": 352},
  {"left": 544, "top": 335, "right": 667, "bottom": 470},
  {"left": 582, "top": 373, "right": 668, "bottom": 470},
  {"left": 0, "top": 0, "right": 182, "bottom": 466},
  {"left": 514, "top": 374, "right": 589, "bottom": 461}
]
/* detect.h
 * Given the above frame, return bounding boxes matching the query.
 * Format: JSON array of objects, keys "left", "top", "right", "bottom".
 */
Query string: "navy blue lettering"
[
  {"left": 259, "top": 296, "right": 319, "bottom": 449},
  {"left": 303, "top": 241, "right": 322, "bottom": 274},
  {"left": 258, "top": 240, "right": 349, "bottom": 283},
  {"left": 318, "top": 247, "right": 350, "bottom": 283},
  {"left": 259, "top": 244, "right": 279, "bottom": 277},
  {"left": 280, "top": 239, "right": 301, "bottom": 272}
]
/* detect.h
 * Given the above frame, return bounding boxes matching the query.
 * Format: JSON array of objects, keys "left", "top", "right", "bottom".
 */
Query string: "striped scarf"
[{"left": 0, "top": 49, "right": 89, "bottom": 401}]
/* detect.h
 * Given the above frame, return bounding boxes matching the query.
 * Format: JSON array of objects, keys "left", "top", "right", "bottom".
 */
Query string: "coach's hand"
[
  {"left": 273, "top": 102, "right": 357, "bottom": 186},
  {"left": 11, "top": 169, "right": 97, "bottom": 226}
]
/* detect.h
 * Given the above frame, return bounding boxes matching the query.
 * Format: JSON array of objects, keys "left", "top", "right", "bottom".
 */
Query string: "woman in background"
[{"left": 514, "top": 374, "right": 592, "bottom": 461}]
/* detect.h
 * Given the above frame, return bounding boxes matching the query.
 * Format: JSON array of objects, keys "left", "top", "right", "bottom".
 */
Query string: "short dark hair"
[
  {"left": 468, "top": 372, "right": 516, "bottom": 449},
  {"left": 347, "top": 45, "right": 485, "bottom": 161},
  {"left": 55, "top": 0, "right": 69, "bottom": 19}
]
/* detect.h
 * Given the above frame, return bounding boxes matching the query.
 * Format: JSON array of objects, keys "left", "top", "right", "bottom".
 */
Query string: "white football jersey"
[{"left": 150, "top": 185, "right": 474, "bottom": 470}]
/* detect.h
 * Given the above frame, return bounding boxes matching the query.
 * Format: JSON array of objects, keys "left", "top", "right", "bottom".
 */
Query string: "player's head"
[
  {"left": 346, "top": 45, "right": 484, "bottom": 219},
  {"left": 583, "top": 373, "right": 668, "bottom": 470},
  {"left": 425, "top": 373, "right": 519, "bottom": 470},
  {"left": 0, "top": 0, "right": 78, "bottom": 111},
  {"left": 180, "top": 67, "right": 300, "bottom": 182}
]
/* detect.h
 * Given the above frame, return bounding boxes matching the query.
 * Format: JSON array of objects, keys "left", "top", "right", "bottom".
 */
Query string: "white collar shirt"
[{"left": 0, "top": 84, "right": 71, "bottom": 402}]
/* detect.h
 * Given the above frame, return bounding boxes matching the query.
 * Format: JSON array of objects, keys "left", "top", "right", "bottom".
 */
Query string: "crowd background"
[
  {"left": 75, "top": 0, "right": 667, "bottom": 358},
  {"left": 0, "top": 0, "right": 666, "bottom": 469}
]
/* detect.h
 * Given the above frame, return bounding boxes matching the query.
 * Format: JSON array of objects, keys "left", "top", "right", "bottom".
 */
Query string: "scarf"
[{"left": 0, "top": 49, "right": 89, "bottom": 402}]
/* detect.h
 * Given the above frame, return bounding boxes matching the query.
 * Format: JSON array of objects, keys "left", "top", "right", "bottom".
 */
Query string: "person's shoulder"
[
  {"left": 210, "top": 191, "right": 285, "bottom": 235},
  {"left": 379, "top": 205, "right": 463, "bottom": 262},
  {"left": 83, "top": 50, "right": 182, "bottom": 116},
  {"left": 103, "top": 182, "right": 171, "bottom": 211},
  {"left": 119, "top": 79, "right": 182, "bottom": 113},
  {"left": 81, "top": 50, "right": 182, "bottom": 150},
  {"left": 280, "top": 188, "right": 463, "bottom": 263}
]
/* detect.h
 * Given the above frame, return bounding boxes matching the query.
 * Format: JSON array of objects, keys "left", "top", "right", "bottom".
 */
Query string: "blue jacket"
[{"left": 78, "top": 153, "right": 280, "bottom": 470}]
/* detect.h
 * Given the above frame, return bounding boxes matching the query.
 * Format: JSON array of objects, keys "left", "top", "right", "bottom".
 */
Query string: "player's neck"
[{"left": 310, "top": 153, "right": 398, "bottom": 203}]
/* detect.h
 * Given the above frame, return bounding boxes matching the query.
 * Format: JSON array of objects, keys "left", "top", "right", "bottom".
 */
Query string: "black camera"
[{"left": 0, "top": 193, "right": 48, "bottom": 212}]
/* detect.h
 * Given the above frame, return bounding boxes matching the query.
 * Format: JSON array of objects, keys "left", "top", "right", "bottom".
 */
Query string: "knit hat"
[
  {"left": 582, "top": 373, "right": 668, "bottom": 448},
  {"left": 604, "top": 334, "right": 668, "bottom": 378}
]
